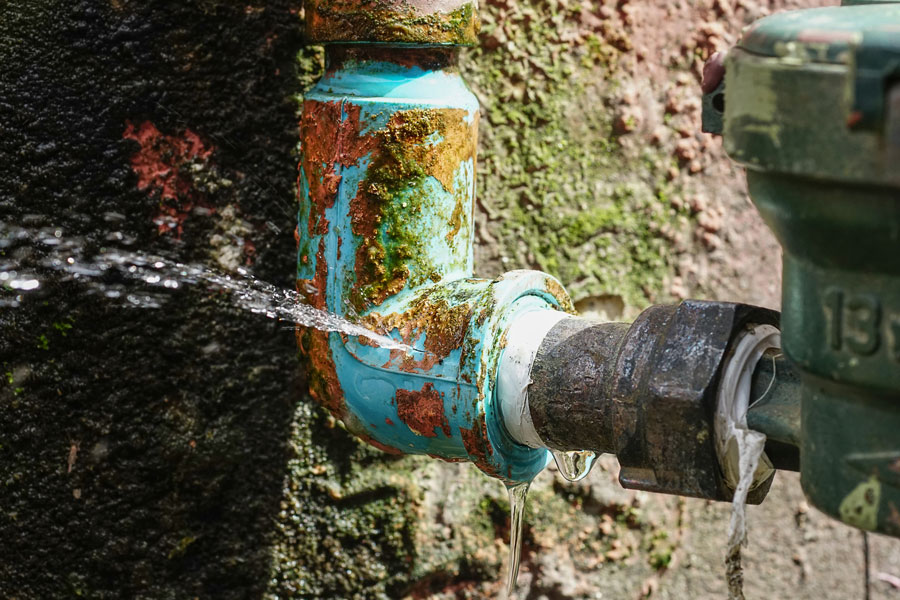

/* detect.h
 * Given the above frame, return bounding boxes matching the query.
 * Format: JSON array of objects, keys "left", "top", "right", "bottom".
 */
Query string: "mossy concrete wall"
[{"left": 4, "top": 1, "right": 898, "bottom": 599}]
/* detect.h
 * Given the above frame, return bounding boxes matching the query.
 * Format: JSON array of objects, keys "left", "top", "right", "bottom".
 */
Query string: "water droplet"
[
  {"left": 551, "top": 449, "right": 598, "bottom": 482},
  {"left": 9, "top": 278, "right": 39, "bottom": 290},
  {"left": 505, "top": 480, "right": 530, "bottom": 597}
]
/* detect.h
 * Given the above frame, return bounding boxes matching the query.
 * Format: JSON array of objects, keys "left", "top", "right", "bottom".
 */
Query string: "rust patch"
[
  {"left": 297, "top": 95, "right": 480, "bottom": 443},
  {"left": 305, "top": 0, "right": 479, "bottom": 45},
  {"left": 543, "top": 277, "right": 576, "bottom": 313},
  {"left": 355, "top": 431, "right": 405, "bottom": 455},
  {"left": 459, "top": 413, "right": 497, "bottom": 476},
  {"left": 363, "top": 293, "right": 473, "bottom": 372},
  {"left": 327, "top": 44, "right": 459, "bottom": 72},
  {"left": 349, "top": 107, "right": 477, "bottom": 310},
  {"left": 300, "top": 99, "right": 377, "bottom": 239},
  {"left": 296, "top": 241, "right": 345, "bottom": 419},
  {"left": 446, "top": 186, "right": 467, "bottom": 243},
  {"left": 396, "top": 382, "right": 451, "bottom": 437},
  {"left": 296, "top": 100, "right": 382, "bottom": 421},
  {"left": 385, "top": 417, "right": 395, "bottom": 426},
  {"left": 123, "top": 120, "right": 214, "bottom": 238}
]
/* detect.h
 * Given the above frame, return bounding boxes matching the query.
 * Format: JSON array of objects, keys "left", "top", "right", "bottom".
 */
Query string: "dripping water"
[
  {"left": 550, "top": 449, "right": 598, "bottom": 483},
  {"left": 505, "top": 480, "right": 531, "bottom": 598},
  {"left": 0, "top": 223, "right": 411, "bottom": 352},
  {"left": 724, "top": 427, "right": 767, "bottom": 600},
  {"left": 503, "top": 450, "right": 597, "bottom": 596}
]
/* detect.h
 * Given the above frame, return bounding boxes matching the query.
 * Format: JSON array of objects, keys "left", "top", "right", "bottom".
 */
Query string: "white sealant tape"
[
  {"left": 497, "top": 308, "right": 571, "bottom": 448},
  {"left": 714, "top": 323, "right": 780, "bottom": 599}
]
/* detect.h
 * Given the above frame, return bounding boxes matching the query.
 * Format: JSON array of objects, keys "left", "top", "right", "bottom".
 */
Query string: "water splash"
[
  {"left": 0, "top": 224, "right": 410, "bottom": 352},
  {"left": 505, "top": 480, "right": 531, "bottom": 598},
  {"left": 550, "top": 449, "right": 598, "bottom": 483}
]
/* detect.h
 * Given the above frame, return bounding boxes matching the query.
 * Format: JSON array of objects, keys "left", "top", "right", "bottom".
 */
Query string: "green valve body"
[{"left": 723, "top": 5, "right": 900, "bottom": 535}]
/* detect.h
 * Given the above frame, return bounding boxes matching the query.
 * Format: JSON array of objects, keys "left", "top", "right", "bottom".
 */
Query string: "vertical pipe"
[{"left": 295, "top": 2, "right": 574, "bottom": 483}]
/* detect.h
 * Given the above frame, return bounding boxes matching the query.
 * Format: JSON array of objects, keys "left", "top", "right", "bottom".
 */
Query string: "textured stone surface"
[{"left": 3, "top": 1, "right": 899, "bottom": 599}]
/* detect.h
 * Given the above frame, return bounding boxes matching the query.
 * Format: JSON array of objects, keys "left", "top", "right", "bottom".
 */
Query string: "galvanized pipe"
[
  {"left": 524, "top": 300, "right": 781, "bottom": 502},
  {"left": 747, "top": 354, "right": 801, "bottom": 447}
]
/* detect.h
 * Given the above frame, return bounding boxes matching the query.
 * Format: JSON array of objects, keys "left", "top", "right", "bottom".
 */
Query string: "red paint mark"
[
  {"left": 395, "top": 383, "right": 451, "bottom": 438},
  {"left": 123, "top": 120, "right": 214, "bottom": 237}
]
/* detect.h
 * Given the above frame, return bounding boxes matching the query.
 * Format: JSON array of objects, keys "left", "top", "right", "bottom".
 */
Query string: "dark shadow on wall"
[{"left": 0, "top": 1, "right": 311, "bottom": 597}]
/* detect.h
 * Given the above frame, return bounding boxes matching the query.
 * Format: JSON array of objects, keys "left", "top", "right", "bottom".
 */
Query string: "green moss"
[
  {"left": 648, "top": 530, "right": 675, "bottom": 570},
  {"left": 167, "top": 536, "right": 197, "bottom": 559},
  {"left": 463, "top": 2, "right": 685, "bottom": 308},
  {"left": 351, "top": 108, "right": 474, "bottom": 310},
  {"left": 52, "top": 321, "right": 72, "bottom": 336},
  {"left": 281, "top": 1, "right": 693, "bottom": 595},
  {"left": 266, "top": 400, "right": 419, "bottom": 598}
]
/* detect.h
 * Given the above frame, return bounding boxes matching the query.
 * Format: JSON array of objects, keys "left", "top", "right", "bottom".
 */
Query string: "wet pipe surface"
[{"left": 296, "top": 47, "right": 573, "bottom": 484}]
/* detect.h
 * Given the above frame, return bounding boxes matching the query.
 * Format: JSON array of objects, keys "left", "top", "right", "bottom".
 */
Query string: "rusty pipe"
[{"left": 501, "top": 300, "right": 789, "bottom": 502}]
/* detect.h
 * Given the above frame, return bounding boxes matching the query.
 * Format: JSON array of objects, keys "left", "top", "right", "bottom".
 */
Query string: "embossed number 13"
[{"left": 824, "top": 288, "right": 900, "bottom": 359}]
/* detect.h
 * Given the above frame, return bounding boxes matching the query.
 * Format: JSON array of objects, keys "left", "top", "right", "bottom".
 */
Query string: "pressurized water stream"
[{"left": 0, "top": 224, "right": 410, "bottom": 352}]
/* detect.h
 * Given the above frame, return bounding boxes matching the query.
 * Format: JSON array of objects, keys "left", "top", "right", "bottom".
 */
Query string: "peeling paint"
[
  {"left": 296, "top": 39, "right": 566, "bottom": 484},
  {"left": 348, "top": 107, "right": 477, "bottom": 310},
  {"left": 396, "top": 383, "right": 451, "bottom": 437},
  {"left": 838, "top": 475, "right": 881, "bottom": 531}
]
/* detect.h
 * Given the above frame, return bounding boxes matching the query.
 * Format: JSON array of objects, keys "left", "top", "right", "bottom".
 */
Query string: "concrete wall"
[{"left": 3, "top": 1, "right": 898, "bottom": 599}]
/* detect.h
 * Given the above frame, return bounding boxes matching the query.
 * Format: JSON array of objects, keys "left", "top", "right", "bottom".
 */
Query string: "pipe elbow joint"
[{"left": 300, "top": 270, "right": 573, "bottom": 484}]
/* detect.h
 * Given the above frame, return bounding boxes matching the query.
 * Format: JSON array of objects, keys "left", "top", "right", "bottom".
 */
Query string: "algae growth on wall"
[{"left": 5, "top": 1, "right": 879, "bottom": 599}]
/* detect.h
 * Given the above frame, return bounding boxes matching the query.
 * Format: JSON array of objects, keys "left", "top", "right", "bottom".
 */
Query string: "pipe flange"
[{"left": 305, "top": 0, "right": 480, "bottom": 45}]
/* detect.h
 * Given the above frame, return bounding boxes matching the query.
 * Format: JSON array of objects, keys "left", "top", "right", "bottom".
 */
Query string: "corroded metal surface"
[
  {"left": 297, "top": 42, "right": 572, "bottom": 483},
  {"left": 722, "top": 3, "right": 900, "bottom": 536},
  {"left": 724, "top": 5, "right": 900, "bottom": 184},
  {"left": 528, "top": 300, "right": 780, "bottom": 503},
  {"left": 305, "top": 0, "right": 479, "bottom": 45}
]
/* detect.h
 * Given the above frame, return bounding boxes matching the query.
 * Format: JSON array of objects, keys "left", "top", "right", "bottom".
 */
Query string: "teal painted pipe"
[{"left": 296, "top": 12, "right": 573, "bottom": 483}]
